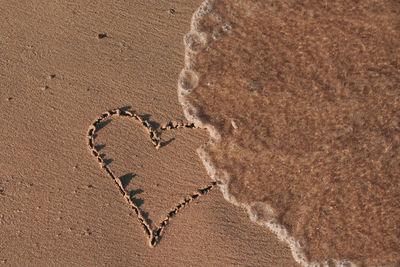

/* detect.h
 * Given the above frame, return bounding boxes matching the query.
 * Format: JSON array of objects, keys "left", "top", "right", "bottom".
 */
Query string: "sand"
[
  {"left": 0, "top": 1, "right": 298, "bottom": 266},
  {"left": 180, "top": 0, "right": 400, "bottom": 266}
]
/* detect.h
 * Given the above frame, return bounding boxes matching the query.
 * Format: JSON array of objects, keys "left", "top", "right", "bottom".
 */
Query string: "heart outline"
[{"left": 87, "top": 108, "right": 216, "bottom": 247}]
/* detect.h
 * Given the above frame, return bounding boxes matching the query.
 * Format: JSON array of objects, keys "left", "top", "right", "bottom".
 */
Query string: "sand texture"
[
  {"left": 180, "top": 0, "right": 400, "bottom": 266},
  {"left": 0, "top": 1, "right": 298, "bottom": 266}
]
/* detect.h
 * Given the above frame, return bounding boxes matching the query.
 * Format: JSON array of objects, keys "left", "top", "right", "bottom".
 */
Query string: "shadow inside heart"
[
  {"left": 87, "top": 108, "right": 215, "bottom": 246},
  {"left": 119, "top": 173, "right": 151, "bottom": 225},
  {"left": 119, "top": 173, "right": 136, "bottom": 188}
]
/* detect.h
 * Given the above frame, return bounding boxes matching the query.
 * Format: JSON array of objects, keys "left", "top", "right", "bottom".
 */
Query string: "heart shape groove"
[{"left": 87, "top": 108, "right": 216, "bottom": 247}]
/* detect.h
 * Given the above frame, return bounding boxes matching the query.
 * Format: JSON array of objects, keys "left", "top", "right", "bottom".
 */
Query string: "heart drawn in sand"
[{"left": 87, "top": 108, "right": 216, "bottom": 247}]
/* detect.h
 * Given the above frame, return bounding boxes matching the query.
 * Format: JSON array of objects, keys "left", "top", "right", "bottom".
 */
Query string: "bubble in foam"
[
  {"left": 211, "top": 28, "right": 222, "bottom": 40},
  {"left": 191, "top": 0, "right": 215, "bottom": 31},
  {"left": 211, "top": 22, "right": 233, "bottom": 40},
  {"left": 184, "top": 31, "right": 207, "bottom": 53},
  {"left": 209, "top": 11, "right": 223, "bottom": 24},
  {"left": 248, "top": 202, "right": 275, "bottom": 223},
  {"left": 221, "top": 22, "right": 232, "bottom": 33},
  {"left": 178, "top": 69, "right": 199, "bottom": 94},
  {"left": 195, "top": 0, "right": 213, "bottom": 16},
  {"left": 181, "top": 103, "right": 201, "bottom": 127},
  {"left": 296, "top": 238, "right": 307, "bottom": 249},
  {"left": 187, "top": 107, "right": 196, "bottom": 117}
]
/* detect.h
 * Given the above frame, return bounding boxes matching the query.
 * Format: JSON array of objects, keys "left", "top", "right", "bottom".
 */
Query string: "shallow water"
[{"left": 178, "top": 1, "right": 400, "bottom": 266}]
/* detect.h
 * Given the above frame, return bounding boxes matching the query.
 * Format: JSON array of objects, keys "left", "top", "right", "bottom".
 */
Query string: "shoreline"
[{"left": 0, "top": 1, "right": 298, "bottom": 266}]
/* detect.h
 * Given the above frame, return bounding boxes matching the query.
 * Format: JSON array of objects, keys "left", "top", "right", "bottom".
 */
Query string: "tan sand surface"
[{"left": 0, "top": 1, "right": 297, "bottom": 266}]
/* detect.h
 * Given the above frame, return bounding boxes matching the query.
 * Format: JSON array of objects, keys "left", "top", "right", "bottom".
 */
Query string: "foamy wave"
[{"left": 178, "top": 1, "right": 356, "bottom": 266}]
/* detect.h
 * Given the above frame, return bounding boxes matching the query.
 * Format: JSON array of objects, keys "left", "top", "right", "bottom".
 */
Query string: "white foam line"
[{"left": 178, "top": 1, "right": 356, "bottom": 266}]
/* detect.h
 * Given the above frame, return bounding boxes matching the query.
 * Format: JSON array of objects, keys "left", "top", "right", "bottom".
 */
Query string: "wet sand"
[
  {"left": 180, "top": 0, "right": 400, "bottom": 266},
  {"left": 0, "top": 1, "right": 297, "bottom": 266}
]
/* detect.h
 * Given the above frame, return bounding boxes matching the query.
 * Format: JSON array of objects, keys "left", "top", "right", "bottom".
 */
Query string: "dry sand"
[{"left": 0, "top": 1, "right": 297, "bottom": 266}]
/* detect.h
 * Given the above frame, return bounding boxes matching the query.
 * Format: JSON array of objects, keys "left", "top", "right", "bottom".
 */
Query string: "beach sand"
[{"left": 0, "top": 1, "right": 298, "bottom": 266}]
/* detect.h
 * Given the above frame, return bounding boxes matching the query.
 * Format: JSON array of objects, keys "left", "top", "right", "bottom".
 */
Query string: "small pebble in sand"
[
  {"left": 169, "top": 9, "right": 176, "bottom": 14},
  {"left": 231, "top": 120, "right": 238, "bottom": 129},
  {"left": 85, "top": 228, "right": 92, "bottom": 236},
  {"left": 97, "top": 33, "right": 107, "bottom": 39}
]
